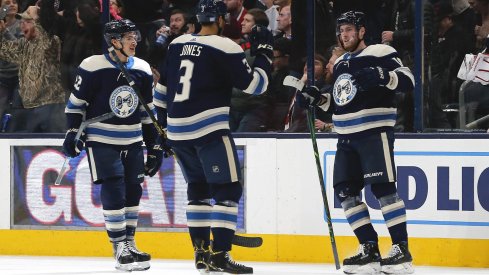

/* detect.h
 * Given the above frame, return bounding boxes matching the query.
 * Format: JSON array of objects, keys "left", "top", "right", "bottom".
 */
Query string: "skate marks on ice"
[{"left": 0, "top": 256, "right": 488, "bottom": 275}]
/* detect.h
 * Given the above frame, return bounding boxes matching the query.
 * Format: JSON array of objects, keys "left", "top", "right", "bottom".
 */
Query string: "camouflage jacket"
[{"left": 0, "top": 22, "right": 64, "bottom": 108}]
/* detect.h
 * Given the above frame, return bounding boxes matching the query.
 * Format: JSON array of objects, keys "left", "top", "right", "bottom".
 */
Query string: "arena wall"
[{"left": 0, "top": 134, "right": 488, "bottom": 268}]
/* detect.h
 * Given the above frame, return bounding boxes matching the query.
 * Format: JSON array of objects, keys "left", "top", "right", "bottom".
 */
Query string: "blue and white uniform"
[
  {"left": 154, "top": 32, "right": 271, "bottom": 253},
  {"left": 65, "top": 54, "right": 155, "bottom": 147},
  {"left": 331, "top": 44, "right": 414, "bottom": 136},
  {"left": 154, "top": 34, "right": 269, "bottom": 146}
]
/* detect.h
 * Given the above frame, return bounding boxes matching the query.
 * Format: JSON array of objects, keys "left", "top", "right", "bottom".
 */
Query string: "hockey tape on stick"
[
  {"left": 283, "top": 75, "right": 305, "bottom": 91},
  {"left": 55, "top": 112, "right": 116, "bottom": 185},
  {"left": 232, "top": 235, "right": 263, "bottom": 248},
  {"left": 107, "top": 46, "right": 173, "bottom": 157}
]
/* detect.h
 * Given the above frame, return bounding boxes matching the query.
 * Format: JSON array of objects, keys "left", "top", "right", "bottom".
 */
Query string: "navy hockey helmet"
[
  {"left": 104, "top": 19, "right": 141, "bottom": 45},
  {"left": 196, "top": 0, "right": 227, "bottom": 23},
  {"left": 336, "top": 11, "right": 365, "bottom": 34}
]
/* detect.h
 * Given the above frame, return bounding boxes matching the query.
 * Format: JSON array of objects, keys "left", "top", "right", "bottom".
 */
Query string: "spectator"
[
  {"left": 0, "top": 0, "right": 22, "bottom": 127},
  {"left": 275, "top": 4, "right": 291, "bottom": 39},
  {"left": 0, "top": 5, "right": 66, "bottom": 133},
  {"left": 260, "top": 0, "right": 279, "bottom": 35},
  {"left": 284, "top": 53, "right": 330, "bottom": 133},
  {"left": 148, "top": 9, "right": 189, "bottom": 70},
  {"left": 109, "top": 0, "right": 124, "bottom": 20},
  {"left": 222, "top": 0, "right": 247, "bottom": 38},
  {"left": 431, "top": 1, "right": 471, "bottom": 107},
  {"left": 230, "top": 8, "right": 270, "bottom": 132},
  {"left": 61, "top": 0, "right": 103, "bottom": 101},
  {"left": 469, "top": 0, "right": 489, "bottom": 51},
  {"left": 267, "top": 37, "right": 294, "bottom": 131}
]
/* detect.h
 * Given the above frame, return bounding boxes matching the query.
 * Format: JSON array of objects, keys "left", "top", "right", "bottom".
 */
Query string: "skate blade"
[
  {"left": 115, "top": 263, "right": 133, "bottom": 272},
  {"left": 198, "top": 268, "right": 210, "bottom": 274},
  {"left": 382, "top": 262, "right": 414, "bottom": 274},
  {"left": 343, "top": 262, "right": 381, "bottom": 274},
  {"left": 132, "top": 261, "right": 150, "bottom": 271}
]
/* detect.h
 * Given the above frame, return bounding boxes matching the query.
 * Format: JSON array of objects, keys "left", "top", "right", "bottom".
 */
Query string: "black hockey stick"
[
  {"left": 305, "top": 0, "right": 340, "bottom": 269},
  {"left": 232, "top": 234, "right": 263, "bottom": 248},
  {"left": 55, "top": 112, "right": 116, "bottom": 185},
  {"left": 108, "top": 46, "right": 173, "bottom": 157}
]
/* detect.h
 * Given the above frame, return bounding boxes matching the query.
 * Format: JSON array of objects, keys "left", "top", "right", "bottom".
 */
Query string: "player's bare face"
[
  {"left": 339, "top": 24, "right": 359, "bottom": 52},
  {"left": 121, "top": 32, "right": 138, "bottom": 56}
]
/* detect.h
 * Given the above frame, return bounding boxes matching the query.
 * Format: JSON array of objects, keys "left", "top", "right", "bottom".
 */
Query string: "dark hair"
[{"left": 247, "top": 8, "right": 269, "bottom": 27}]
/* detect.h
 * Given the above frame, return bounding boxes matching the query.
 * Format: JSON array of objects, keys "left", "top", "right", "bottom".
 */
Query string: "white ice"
[{"left": 0, "top": 256, "right": 488, "bottom": 275}]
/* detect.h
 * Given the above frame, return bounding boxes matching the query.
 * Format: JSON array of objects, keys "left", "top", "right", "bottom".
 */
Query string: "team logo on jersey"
[
  {"left": 109, "top": 85, "right": 139, "bottom": 118},
  {"left": 333, "top": 73, "right": 357, "bottom": 106}
]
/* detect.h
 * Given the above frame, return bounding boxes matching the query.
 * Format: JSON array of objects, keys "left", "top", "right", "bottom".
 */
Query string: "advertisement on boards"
[{"left": 12, "top": 146, "right": 246, "bottom": 231}]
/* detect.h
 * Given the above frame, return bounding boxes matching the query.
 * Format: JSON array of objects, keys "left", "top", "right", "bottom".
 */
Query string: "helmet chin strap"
[{"left": 113, "top": 40, "right": 130, "bottom": 58}]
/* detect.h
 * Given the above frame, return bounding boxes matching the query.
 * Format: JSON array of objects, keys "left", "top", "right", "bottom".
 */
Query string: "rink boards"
[{"left": 0, "top": 133, "right": 488, "bottom": 268}]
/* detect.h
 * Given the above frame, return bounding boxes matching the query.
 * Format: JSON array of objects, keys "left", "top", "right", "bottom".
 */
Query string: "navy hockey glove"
[
  {"left": 145, "top": 144, "right": 163, "bottom": 177},
  {"left": 249, "top": 24, "right": 273, "bottom": 59},
  {"left": 352, "top": 66, "right": 391, "bottom": 90},
  {"left": 62, "top": 128, "right": 85, "bottom": 158},
  {"left": 301, "top": 86, "right": 322, "bottom": 106}
]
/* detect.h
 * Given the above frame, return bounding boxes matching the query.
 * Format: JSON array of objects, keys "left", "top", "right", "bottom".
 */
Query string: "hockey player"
[
  {"left": 63, "top": 19, "right": 163, "bottom": 272},
  {"left": 299, "top": 11, "right": 415, "bottom": 274},
  {"left": 153, "top": 0, "right": 273, "bottom": 273}
]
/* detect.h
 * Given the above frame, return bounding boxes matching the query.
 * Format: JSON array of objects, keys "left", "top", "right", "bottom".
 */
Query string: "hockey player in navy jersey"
[
  {"left": 299, "top": 11, "right": 415, "bottom": 274},
  {"left": 63, "top": 19, "right": 163, "bottom": 272},
  {"left": 153, "top": 0, "right": 272, "bottom": 273}
]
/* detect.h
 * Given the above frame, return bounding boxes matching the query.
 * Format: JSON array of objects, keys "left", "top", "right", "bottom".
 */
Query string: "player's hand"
[
  {"left": 249, "top": 24, "right": 273, "bottom": 59},
  {"left": 352, "top": 66, "right": 391, "bottom": 90},
  {"left": 145, "top": 144, "right": 163, "bottom": 177},
  {"left": 62, "top": 128, "right": 85, "bottom": 158}
]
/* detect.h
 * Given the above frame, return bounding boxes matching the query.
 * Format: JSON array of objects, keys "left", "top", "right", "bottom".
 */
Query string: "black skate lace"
[{"left": 225, "top": 252, "right": 246, "bottom": 268}]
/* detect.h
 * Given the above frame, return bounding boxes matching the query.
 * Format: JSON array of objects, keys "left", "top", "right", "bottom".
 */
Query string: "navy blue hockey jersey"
[
  {"left": 331, "top": 44, "right": 414, "bottom": 135},
  {"left": 65, "top": 54, "right": 155, "bottom": 146},
  {"left": 154, "top": 34, "right": 270, "bottom": 146}
]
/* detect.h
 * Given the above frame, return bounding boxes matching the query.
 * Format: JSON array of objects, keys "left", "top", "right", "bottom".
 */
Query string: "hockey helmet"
[
  {"left": 104, "top": 19, "right": 141, "bottom": 45},
  {"left": 336, "top": 11, "right": 365, "bottom": 34},
  {"left": 196, "top": 0, "right": 227, "bottom": 23}
]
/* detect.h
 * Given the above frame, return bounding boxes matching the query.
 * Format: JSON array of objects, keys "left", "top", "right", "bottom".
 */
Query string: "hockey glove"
[
  {"left": 301, "top": 85, "right": 322, "bottom": 106},
  {"left": 145, "top": 144, "right": 163, "bottom": 177},
  {"left": 62, "top": 128, "right": 85, "bottom": 158},
  {"left": 352, "top": 66, "right": 391, "bottom": 91},
  {"left": 249, "top": 24, "right": 273, "bottom": 59}
]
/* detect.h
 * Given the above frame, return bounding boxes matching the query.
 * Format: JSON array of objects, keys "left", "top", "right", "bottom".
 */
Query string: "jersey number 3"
[{"left": 174, "top": 60, "right": 194, "bottom": 102}]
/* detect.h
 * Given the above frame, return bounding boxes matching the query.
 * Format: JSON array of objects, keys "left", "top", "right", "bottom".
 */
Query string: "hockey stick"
[
  {"left": 305, "top": 0, "right": 340, "bottom": 269},
  {"left": 466, "top": 113, "right": 489, "bottom": 129},
  {"left": 232, "top": 234, "right": 263, "bottom": 248},
  {"left": 55, "top": 112, "right": 116, "bottom": 185},
  {"left": 107, "top": 46, "right": 173, "bottom": 157}
]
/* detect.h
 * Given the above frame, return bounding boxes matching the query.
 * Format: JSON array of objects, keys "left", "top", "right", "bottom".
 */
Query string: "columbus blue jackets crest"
[
  {"left": 110, "top": 85, "right": 139, "bottom": 118},
  {"left": 333, "top": 73, "right": 357, "bottom": 106}
]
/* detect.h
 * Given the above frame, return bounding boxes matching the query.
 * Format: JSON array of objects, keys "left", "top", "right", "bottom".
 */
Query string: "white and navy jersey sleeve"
[{"left": 154, "top": 34, "right": 270, "bottom": 146}]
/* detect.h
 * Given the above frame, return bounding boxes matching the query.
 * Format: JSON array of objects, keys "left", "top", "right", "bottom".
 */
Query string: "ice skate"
[
  {"left": 126, "top": 239, "right": 151, "bottom": 271},
  {"left": 193, "top": 239, "right": 210, "bottom": 274},
  {"left": 343, "top": 242, "right": 381, "bottom": 274},
  {"left": 381, "top": 242, "right": 414, "bottom": 274},
  {"left": 113, "top": 241, "right": 135, "bottom": 272},
  {"left": 208, "top": 250, "right": 253, "bottom": 274}
]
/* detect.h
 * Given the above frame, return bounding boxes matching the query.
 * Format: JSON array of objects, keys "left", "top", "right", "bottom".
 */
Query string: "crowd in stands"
[{"left": 0, "top": 0, "right": 487, "bottom": 133}]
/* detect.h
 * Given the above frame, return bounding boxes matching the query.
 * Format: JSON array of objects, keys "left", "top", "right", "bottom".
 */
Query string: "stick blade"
[{"left": 232, "top": 235, "right": 263, "bottom": 248}]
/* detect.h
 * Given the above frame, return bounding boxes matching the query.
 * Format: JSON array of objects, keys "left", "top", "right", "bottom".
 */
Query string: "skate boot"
[
  {"left": 381, "top": 242, "right": 414, "bottom": 274},
  {"left": 126, "top": 239, "right": 151, "bottom": 271},
  {"left": 208, "top": 250, "right": 253, "bottom": 274},
  {"left": 112, "top": 241, "right": 135, "bottom": 272},
  {"left": 193, "top": 239, "right": 210, "bottom": 274},
  {"left": 343, "top": 242, "right": 381, "bottom": 274}
]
